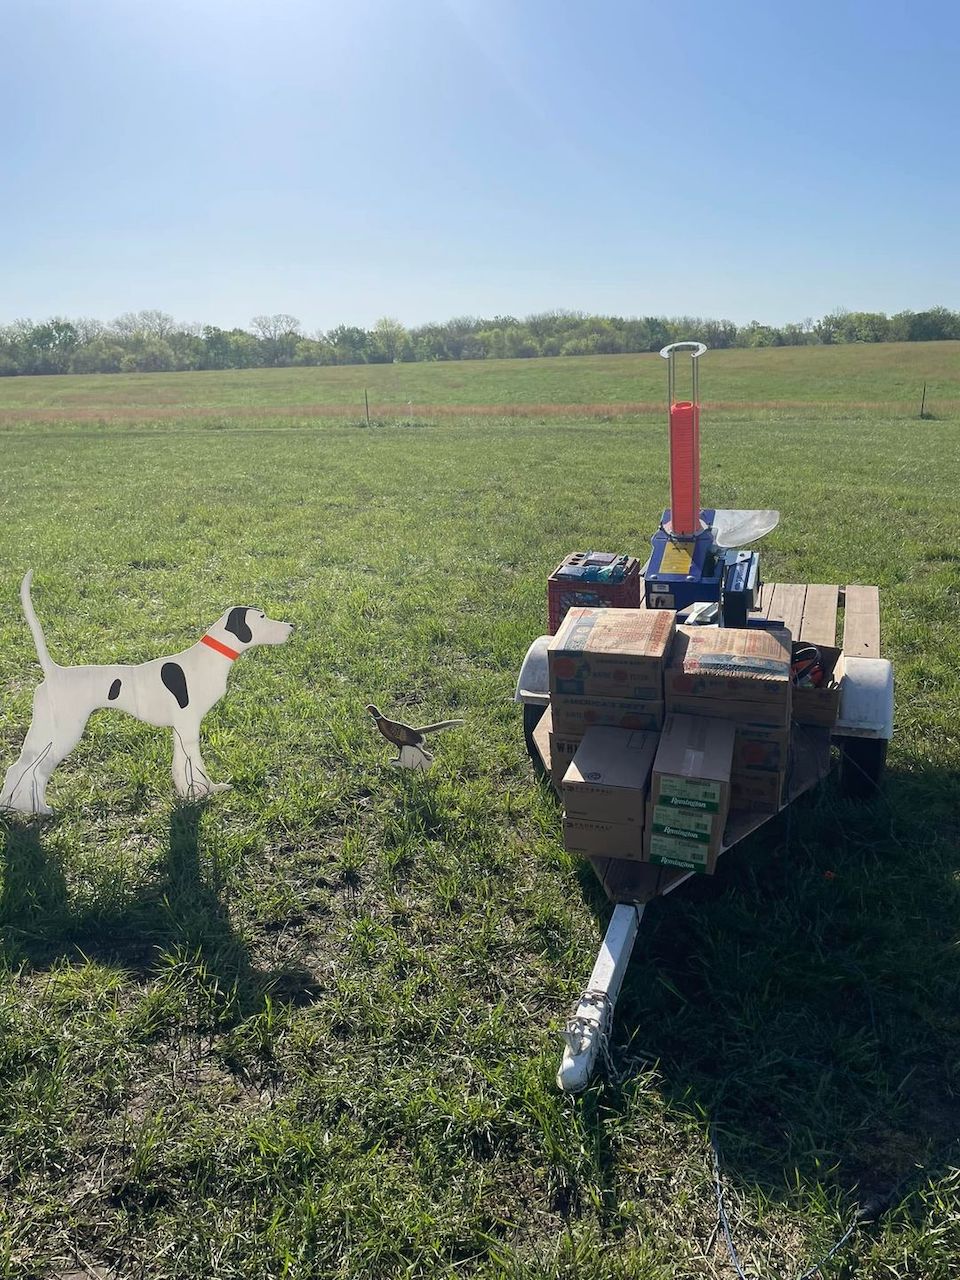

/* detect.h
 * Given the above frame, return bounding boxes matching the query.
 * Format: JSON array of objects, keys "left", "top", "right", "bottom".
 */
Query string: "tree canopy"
[{"left": 0, "top": 306, "right": 957, "bottom": 377}]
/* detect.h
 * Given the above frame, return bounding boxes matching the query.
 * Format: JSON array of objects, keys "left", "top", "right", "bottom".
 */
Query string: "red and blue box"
[{"left": 547, "top": 552, "right": 642, "bottom": 634}]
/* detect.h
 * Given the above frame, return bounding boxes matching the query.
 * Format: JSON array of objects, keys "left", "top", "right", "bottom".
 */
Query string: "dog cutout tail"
[{"left": 20, "top": 571, "right": 56, "bottom": 676}]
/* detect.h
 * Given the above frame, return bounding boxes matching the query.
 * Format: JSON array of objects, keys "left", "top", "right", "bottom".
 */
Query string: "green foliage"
[
  {"left": 250, "top": 314, "right": 302, "bottom": 367},
  {"left": 326, "top": 323, "right": 371, "bottom": 364},
  {"left": 2, "top": 306, "right": 960, "bottom": 378}
]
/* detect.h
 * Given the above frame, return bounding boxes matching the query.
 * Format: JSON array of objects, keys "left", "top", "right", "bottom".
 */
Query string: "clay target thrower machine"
[{"left": 643, "top": 341, "right": 779, "bottom": 627}]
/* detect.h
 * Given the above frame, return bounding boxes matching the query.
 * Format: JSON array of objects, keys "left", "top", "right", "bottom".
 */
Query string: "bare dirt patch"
[{"left": 0, "top": 397, "right": 950, "bottom": 426}]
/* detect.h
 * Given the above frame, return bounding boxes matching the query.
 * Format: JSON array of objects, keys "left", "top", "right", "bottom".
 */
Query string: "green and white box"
[
  {"left": 645, "top": 713, "right": 734, "bottom": 874},
  {"left": 648, "top": 832, "right": 713, "bottom": 873}
]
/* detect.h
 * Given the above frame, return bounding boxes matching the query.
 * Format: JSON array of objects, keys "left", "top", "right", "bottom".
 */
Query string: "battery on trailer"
[{"left": 547, "top": 552, "right": 642, "bottom": 634}]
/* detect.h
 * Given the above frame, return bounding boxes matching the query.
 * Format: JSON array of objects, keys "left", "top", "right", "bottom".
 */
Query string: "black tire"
[
  {"left": 523, "top": 702, "right": 548, "bottom": 776},
  {"left": 839, "top": 737, "right": 888, "bottom": 799}
]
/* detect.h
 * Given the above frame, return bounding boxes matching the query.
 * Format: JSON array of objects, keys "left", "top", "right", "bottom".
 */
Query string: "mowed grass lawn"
[{"left": 0, "top": 345, "right": 958, "bottom": 1278}]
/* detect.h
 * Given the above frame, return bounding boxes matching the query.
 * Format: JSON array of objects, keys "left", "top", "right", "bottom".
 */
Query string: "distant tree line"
[{"left": 1, "top": 306, "right": 958, "bottom": 377}]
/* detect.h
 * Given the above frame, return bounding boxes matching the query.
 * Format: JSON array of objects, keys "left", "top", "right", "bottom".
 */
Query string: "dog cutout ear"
[{"left": 224, "top": 607, "right": 252, "bottom": 644}]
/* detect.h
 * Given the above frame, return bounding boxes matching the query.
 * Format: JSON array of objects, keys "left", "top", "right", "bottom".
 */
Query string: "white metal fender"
[
  {"left": 514, "top": 634, "right": 551, "bottom": 706},
  {"left": 835, "top": 656, "right": 894, "bottom": 740}
]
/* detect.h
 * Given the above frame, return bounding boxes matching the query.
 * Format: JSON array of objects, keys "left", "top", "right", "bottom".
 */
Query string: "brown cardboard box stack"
[
  {"left": 538, "top": 608, "right": 795, "bottom": 873},
  {"left": 645, "top": 713, "right": 735, "bottom": 874},
  {"left": 665, "top": 625, "right": 793, "bottom": 813},
  {"left": 562, "top": 727, "right": 658, "bottom": 859},
  {"left": 546, "top": 607, "right": 675, "bottom": 861},
  {"left": 547, "top": 607, "right": 675, "bottom": 732},
  {"left": 791, "top": 641, "right": 844, "bottom": 726}
]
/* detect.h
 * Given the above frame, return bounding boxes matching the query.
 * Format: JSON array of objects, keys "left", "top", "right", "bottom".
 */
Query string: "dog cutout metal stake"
[
  {"left": 366, "top": 704, "right": 463, "bottom": 771},
  {"left": 0, "top": 571, "right": 293, "bottom": 816}
]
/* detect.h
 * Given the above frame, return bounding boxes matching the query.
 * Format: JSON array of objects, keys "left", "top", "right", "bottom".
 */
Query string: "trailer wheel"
[
  {"left": 523, "top": 703, "right": 548, "bottom": 776},
  {"left": 839, "top": 737, "right": 888, "bottom": 799}
]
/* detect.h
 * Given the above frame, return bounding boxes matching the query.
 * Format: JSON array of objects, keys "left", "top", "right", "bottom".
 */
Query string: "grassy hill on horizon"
[{"left": 0, "top": 339, "right": 957, "bottom": 420}]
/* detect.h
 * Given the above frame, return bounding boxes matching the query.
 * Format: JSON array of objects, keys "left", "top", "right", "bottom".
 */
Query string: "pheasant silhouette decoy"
[{"left": 366, "top": 704, "right": 463, "bottom": 770}]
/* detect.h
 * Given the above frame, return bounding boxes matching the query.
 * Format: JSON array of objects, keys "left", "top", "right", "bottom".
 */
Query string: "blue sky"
[{"left": 3, "top": 0, "right": 958, "bottom": 331}]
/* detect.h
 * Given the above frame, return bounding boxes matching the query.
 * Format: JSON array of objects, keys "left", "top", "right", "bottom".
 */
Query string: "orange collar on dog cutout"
[{"left": 201, "top": 634, "right": 241, "bottom": 661}]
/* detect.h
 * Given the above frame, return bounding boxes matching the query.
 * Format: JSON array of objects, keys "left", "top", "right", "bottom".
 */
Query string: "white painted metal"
[
  {"left": 557, "top": 903, "right": 643, "bottom": 1092},
  {"left": 834, "top": 656, "right": 894, "bottom": 740},
  {"left": 514, "top": 634, "right": 551, "bottom": 706},
  {"left": 659, "top": 341, "right": 707, "bottom": 360},
  {"left": 1, "top": 572, "right": 293, "bottom": 815}
]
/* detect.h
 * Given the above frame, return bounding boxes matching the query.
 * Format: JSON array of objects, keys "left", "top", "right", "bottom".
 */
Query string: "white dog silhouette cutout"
[{"left": 1, "top": 572, "right": 293, "bottom": 816}]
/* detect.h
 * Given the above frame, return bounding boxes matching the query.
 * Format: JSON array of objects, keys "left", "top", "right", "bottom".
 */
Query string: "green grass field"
[
  {"left": 2, "top": 340, "right": 959, "bottom": 419},
  {"left": 0, "top": 344, "right": 958, "bottom": 1278}
]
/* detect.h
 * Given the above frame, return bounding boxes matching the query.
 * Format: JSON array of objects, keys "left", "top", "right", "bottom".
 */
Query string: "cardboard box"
[
  {"left": 666, "top": 625, "right": 792, "bottom": 718},
  {"left": 649, "top": 713, "right": 735, "bottom": 817},
  {"left": 548, "top": 607, "right": 675, "bottom": 701},
  {"left": 665, "top": 691, "right": 790, "bottom": 729},
  {"left": 550, "top": 695, "right": 664, "bottom": 738},
  {"left": 646, "top": 829, "right": 717, "bottom": 874},
  {"left": 649, "top": 800, "right": 716, "bottom": 841},
  {"left": 564, "top": 816, "right": 645, "bottom": 860},
  {"left": 531, "top": 703, "right": 553, "bottom": 775},
  {"left": 530, "top": 705, "right": 581, "bottom": 785},
  {"left": 562, "top": 727, "right": 658, "bottom": 826},
  {"left": 549, "top": 727, "right": 582, "bottom": 785},
  {"left": 645, "top": 714, "right": 734, "bottom": 874},
  {"left": 547, "top": 553, "right": 643, "bottom": 634},
  {"left": 731, "top": 768, "right": 785, "bottom": 814},
  {"left": 792, "top": 643, "right": 844, "bottom": 727},
  {"left": 733, "top": 724, "right": 791, "bottom": 773}
]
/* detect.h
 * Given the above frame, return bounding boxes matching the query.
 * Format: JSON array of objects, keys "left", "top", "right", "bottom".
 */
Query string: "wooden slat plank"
[
  {"left": 755, "top": 580, "right": 776, "bottom": 619},
  {"left": 843, "top": 584, "right": 881, "bottom": 657},
  {"left": 601, "top": 858, "right": 685, "bottom": 904},
  {"left": 590, "top": 855, "right": 612, "bottom": 890},
  {"left": 770, "top": 582, "right": 806, "bottom": 640},
  {"left": 799, "top": 584, "right": 839, "bottom": 647}
]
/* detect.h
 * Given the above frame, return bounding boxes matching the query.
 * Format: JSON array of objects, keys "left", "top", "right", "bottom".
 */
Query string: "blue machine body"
[
  {"left": 643, "top": 508, "right": 764, "bottom": 626},
  {"left": 643, "top": 508, "right": 722, "bottom": 610}
]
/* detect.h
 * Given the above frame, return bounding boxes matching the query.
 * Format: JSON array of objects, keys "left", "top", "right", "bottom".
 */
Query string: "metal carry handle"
[
  {"left": 659, "top": 341, "right": 707, "bottom": 405},
  {"left": 659, "top": 342, "right": 707, "bottom": 359}
]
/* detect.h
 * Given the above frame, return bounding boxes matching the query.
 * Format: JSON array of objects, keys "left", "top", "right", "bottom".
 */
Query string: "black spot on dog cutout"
[
  {"left": 161, "top": 662, "right": 190, "bottom": 710},
  {"left": 108, "top": 679, "right": 122, "bottom": 701},
  {"left": 224, "top": 607, "right": 252, "bottom": 644}
]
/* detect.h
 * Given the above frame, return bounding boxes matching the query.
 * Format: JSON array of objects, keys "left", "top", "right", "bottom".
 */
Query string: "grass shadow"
[
  {"left": 0, "top": 803, "right": 321, "bottom": 1021},
  {"left": 0, "top": 816, "right": 70, "bottom": 944},
  {"left": 595, "top": 759, "right": 960, "bottom": 1219}
]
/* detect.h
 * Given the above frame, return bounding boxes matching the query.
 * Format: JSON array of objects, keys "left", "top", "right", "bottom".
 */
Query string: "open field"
[
  {"left": 1, "top": 340, "right": 959, "bottom": 421},
  {"left": 0, "top": 345, "right": 958, "bottom": 1277}
]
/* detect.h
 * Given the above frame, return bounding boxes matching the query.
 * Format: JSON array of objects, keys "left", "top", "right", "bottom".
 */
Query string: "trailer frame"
[{"left": 516, "top": 581, "right": 892, "bottom": 1091}]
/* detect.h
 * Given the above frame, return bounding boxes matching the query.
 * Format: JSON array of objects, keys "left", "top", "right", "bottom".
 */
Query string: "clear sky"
[{"left": 3, "top": 0, "right": 958, "bottom": 331}]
